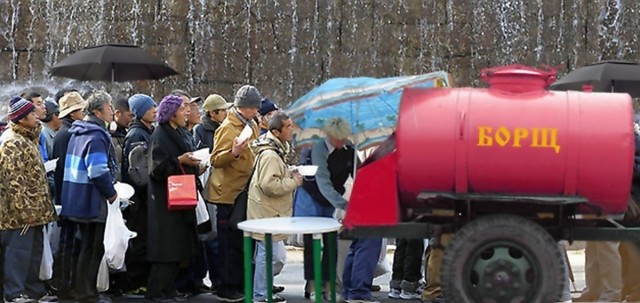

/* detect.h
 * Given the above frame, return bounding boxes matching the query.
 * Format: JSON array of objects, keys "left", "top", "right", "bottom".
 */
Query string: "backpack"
[{"left": 127, "top": 141, "right": 149, "bottom": 186}]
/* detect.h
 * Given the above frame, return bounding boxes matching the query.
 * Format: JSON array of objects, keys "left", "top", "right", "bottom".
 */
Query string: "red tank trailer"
[{"left": 343, "top": 65, "right": 637, "bottom": 302}]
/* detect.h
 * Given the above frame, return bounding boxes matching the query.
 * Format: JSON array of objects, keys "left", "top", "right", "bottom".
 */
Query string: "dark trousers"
[
  {"left": 52, "top": 219, "right": 80, "bottom": 297},
  {"left": 175, "top": 243, "right": 206, "bottom": 292},
  {"left": 204, "top": 237, "right": 223, "bottom": 289},
  {"left": 342, "top": 238, "right": 382, "bottom": 300},
  {"left": 74, "top": 222, "right": 105, "bottom": 302},
  {"left": 118, "top": 198, "right": 149, "bottom": 292},
  {"left": 391, "top": 239, "right": 425, "bottom": 289},
  {"left": 1, "top": 225, "right": 47, "bottom": 301},
  {"left": 147, "top": 262, "right": 180, "bottom": 299},
  {"left": 215, "top": 204, "right": 244, "bottom": 294},
  {"left": 302, "top": 233, "right": 337, "bottom": 281}
]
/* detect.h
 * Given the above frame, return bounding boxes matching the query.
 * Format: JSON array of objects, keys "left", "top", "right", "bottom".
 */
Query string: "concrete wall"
[{"left": 1, "top": 0, "right": 639, "bottom": 106}]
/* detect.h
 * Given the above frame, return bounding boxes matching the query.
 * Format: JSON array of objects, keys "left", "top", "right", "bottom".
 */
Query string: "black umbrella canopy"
[
  {"left": 50, "top": 44, "right": 179, "bottom": 82},
  {"left": 550, "top": 60, "right": 640, "bottom": 97}
]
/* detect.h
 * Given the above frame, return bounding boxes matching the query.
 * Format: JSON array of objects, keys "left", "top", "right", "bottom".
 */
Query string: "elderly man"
[
  {"left": 247, "top": 112, "right": 302, "bottom": 303},
  {"left": 207, "top": 85, "right": 262, "bottom": 302},
  {"left": 293, "top": 117, "right": 362, "bottom": 299},
  {"left": 61, "top": 91, "right": 118, "bottom": 303}
]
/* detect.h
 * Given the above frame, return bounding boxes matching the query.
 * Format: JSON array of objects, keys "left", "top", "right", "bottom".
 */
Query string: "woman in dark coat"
[{"left": 146, "top": 95, "right": 202, "bottom": 302}]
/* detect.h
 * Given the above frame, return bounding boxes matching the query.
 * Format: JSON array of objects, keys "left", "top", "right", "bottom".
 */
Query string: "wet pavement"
[{"left": 100, "top": 247, "right": 587, "bottom": 303}]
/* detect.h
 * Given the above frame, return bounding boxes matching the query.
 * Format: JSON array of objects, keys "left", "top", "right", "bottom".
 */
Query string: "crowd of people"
[{"left": 0, "top": 84, "right": 396, "bottom": 303}]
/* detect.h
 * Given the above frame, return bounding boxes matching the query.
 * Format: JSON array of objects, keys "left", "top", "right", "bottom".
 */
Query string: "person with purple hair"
[{"left": 145, "top": 95, "right": 202, "bottom": 302}]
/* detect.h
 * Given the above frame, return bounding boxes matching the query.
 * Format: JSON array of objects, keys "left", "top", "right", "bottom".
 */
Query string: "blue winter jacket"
[{"left": 60, "top": 119, "right": 117, "bottom": 220}]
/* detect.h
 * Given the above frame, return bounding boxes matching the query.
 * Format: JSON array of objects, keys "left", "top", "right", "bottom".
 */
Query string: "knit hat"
[
  {"left": 8, "top": 96, "right": 36, "bottom": 123},
  {"left": 156, "top": 95, "right": 184, "bottom": 123},
  {"left": 41, "top": 99, "right": 60, "bottom": 122},
  {"left": 58, "top": 92, "right": 86, "bottom": 118},
  {"left": 128, "top": 94, "right": 156, "bottom": 119},
  {"left": 234, "top": 85, "right": 262, "bottom": 108},
  {"left": 258, "top": 98, "right": 279, "bottom": 116},
  {"left": 203, "top": 94, "right": 233, "bottom": 112}
]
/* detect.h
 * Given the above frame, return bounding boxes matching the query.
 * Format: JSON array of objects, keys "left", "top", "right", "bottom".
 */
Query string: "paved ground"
[{"left": 102, "top": 247, "right": 587, "bottom": 303}]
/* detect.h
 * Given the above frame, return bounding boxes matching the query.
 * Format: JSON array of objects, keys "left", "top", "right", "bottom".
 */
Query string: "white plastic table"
[{"left": 238, "top": 217, "right": 342, "bottom": 303}]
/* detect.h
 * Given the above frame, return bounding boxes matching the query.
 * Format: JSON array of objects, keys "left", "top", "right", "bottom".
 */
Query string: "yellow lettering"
[
  {"left": 531, "top": 128, "right": 540, "bottom": 147},
  {"left": 477, "top": 126, "right": 560, "bottom": 153},
  {"left": 495, "top": 127, "right": 511, "bottom": 147},
  {"left": 548, "top": 129, "right": 561, "bottom": 153},
  {"left": 531, "top": 128, "right": 560, "bottom": 153},
  {"left": 477, "top": 127, "right": 493, "bottom": 146},
  {"left": 512, "top": 128, "right": 529, "bottom": 147}
]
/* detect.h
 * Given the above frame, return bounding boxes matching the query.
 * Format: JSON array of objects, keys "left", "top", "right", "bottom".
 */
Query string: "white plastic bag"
[
  {"left": 103, "top": 199, "right": 137, "bottom": 270},
  {"left": 196, "top": 191, "right": 209, "bottom": 225},
  {"left": 96, "top": 254, "right": 110, "bottom": 292},
  {"left": 39, "top": 226, "right": 53, "bottom": 280}
]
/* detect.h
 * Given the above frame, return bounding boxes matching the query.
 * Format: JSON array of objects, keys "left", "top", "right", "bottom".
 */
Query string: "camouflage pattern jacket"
[{"left": 0, "top": 123, "right": 56, "bottom": 230}]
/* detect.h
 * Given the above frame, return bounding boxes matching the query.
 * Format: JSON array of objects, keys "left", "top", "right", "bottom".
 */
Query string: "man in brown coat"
[{"left": 207, "top": 85, "right": 262, "bottom": 302}]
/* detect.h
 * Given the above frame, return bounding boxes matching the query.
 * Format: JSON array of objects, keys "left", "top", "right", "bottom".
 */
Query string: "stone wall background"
[{"left": 1, "top": 0, "right": 639, "bottom": 109}]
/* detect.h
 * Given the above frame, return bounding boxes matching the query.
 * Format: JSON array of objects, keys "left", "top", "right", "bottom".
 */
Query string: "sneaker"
[
  {"left": 6, "top": 294, "right": 36, "bottom": 303},
  {"left": 371, "top": 285, "right": 381, "bottom": 292},
  {"left": 388, "top": 288, "right": 401, "bottom": 299},
  {"left": 37, "top": 295, "right": 58, "bottom": 303},
  {"left": 346, "top": 298, "right": 380, "bottom": 303},
  {"left": 273, "top": 285, "right": 285, "bottom": 294},
  {"left": 124, "top": 287, "right": 147, "bottom": 299},
  {"left": 215, "top": 291, "right": 245, "bottom": 303},
  {"left": 399, "top": 290, "right": 421, "bottom": 300},
  {"left": 256, "top": 294, "right": 286, "bottom": 303}
]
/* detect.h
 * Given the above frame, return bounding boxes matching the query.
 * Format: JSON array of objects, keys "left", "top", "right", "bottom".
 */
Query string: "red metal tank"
[{"left": 396, "top": 65, "right": 634, "bottom": 214}]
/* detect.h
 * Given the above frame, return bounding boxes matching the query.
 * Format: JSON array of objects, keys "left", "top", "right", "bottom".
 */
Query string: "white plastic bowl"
[
  {"left": 114, "top": 182, "right": 135, "bottom": 200},
  {"left": 192, "top": 148, "right": 210, "bottom": 164},
  {"left": 296, "top": 165, "right": 318, "bottom": 176}
]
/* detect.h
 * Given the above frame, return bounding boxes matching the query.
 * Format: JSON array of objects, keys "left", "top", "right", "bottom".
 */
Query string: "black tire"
[{"left": 441, "top": 215, "right": 565, "bottom": 303}]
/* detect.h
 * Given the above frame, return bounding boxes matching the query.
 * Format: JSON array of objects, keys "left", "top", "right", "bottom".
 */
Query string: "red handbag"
[{"left": 167, "top": 165, "right": 197, "bottom": 210}]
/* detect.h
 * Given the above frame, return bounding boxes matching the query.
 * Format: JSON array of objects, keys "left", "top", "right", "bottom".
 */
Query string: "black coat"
[
  {"left": 147, "top": 123, "right": 199, "bottom": 262},
  {"left": 51, "top": 117, "right": 74, "bottom": 205},
  {"left": 193, "top": 115, "right": 220, "bottom": 152}
]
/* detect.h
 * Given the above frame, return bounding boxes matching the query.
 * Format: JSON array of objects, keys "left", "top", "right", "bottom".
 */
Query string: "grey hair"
[
  {"left": 83, "top": 91, "right": 112, "bottom": 116},
  {"left": 268, "top": 112, "right": 290, "bottom": 132},
  {"left": 170, "top": 89, "right": 191, "bottom": 99},
  {"left": 323, "top": 117, "right": 351, "bottom": 140}
]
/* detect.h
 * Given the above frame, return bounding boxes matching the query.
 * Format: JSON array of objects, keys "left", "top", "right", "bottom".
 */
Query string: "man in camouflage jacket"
[{"left": 0, "top": 97, "right": 57, "bottom": 303}]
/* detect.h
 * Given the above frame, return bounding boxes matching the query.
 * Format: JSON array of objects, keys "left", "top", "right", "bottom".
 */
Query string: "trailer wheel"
[{"left": 441, "top": 215, "right": 565, "bottom": 303}]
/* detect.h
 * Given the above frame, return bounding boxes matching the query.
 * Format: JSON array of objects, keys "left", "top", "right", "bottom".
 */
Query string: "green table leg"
[
  {"left": 313, "top": 233, "right": 323, "bottom": 303},
  {"left": 243, "top": 232, "right": 253, "bottom": 303},
  {"left": 265, "top": 233, "right": 273, "bottom": 303},
  {"left": 328, "top": 231, "right": 337, "bottom": 303}
]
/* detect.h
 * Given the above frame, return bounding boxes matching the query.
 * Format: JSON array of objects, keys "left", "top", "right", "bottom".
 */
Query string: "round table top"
[{"left": 237, "top": 217, "right": 342, "bottom": 235}]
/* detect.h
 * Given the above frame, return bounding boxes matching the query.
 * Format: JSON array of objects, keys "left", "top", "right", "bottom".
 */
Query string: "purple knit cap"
[{"left": 156, "top": 95, "right": 184, "bottom": 123}]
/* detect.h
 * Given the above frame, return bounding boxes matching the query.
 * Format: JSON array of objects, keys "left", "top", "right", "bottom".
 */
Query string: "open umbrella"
[
  {"left": 550, "top": 60, "right": 640, "bottom": 97},
  {"left": 50, "top": 44, "right": 179, "bottom": 82},
  {"left": 286, "top": 71, "right": 452, "bottom": 151}
]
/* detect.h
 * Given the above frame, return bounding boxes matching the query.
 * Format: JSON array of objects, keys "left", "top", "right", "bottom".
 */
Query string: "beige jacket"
[{"left": 247, "top": 131, "right": 298, "bottom": 241}]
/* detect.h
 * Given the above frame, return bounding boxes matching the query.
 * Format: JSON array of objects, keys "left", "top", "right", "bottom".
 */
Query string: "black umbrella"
[
  {"left": 50, "top": 44, "right": 179, "bottom": 82},
  {"left": 550, "top": 61, "right": 640, "bottom": 97}
]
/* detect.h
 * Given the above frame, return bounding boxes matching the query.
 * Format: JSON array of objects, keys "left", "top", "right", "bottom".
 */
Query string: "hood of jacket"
[
  {"left": 69, "top": 117, "right": 110, "bottom": 137},
  {"left": 200, "top": 114, "right": 221, "bottom": 132},
  {"left": 251, "top": 131, "right": 290, "bottom": 161},
  {"left": 128, "top": 119, "right": 154, "bottom": 134}
]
